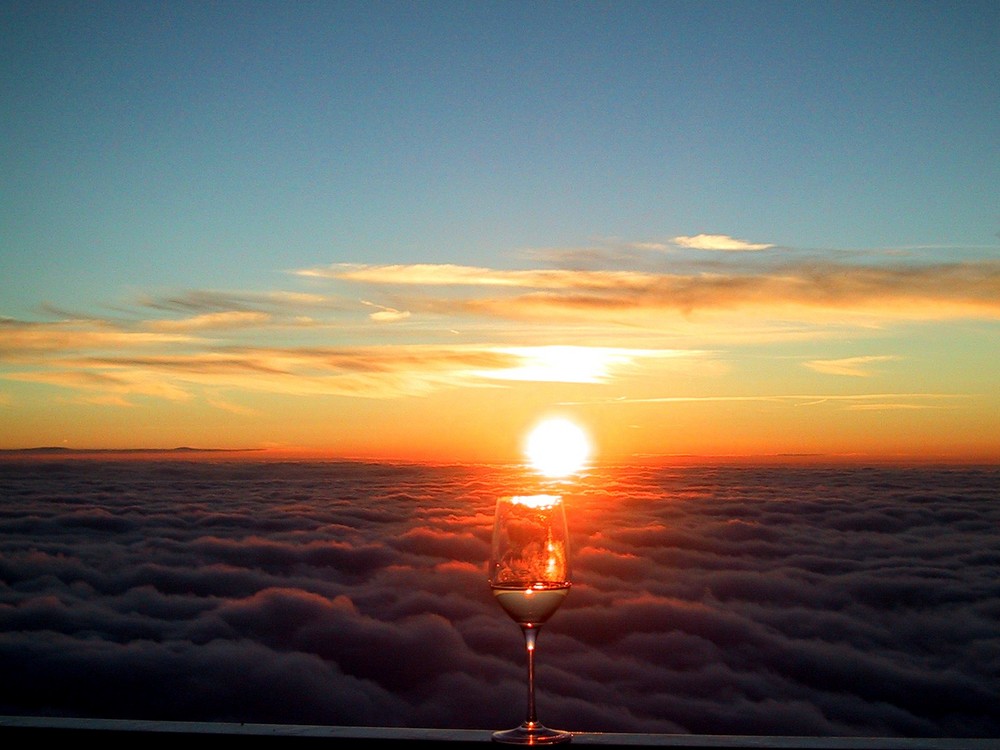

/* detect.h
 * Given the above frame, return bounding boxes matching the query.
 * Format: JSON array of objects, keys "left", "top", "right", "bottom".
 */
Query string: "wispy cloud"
[
  {"left": 299, "top": 263, "right": 653, "bottom": 290},
  {"left": 845, "top": 402, "right": 946, "bottom": 411},
  {"left": 204, "top": 392, "right": 261, "bottom": 416},
  {"left": 3, "top": 253, "right": 997, "bottom": 422},
  {"left": 297, "top": 260, "right": 1000, "bottom": 324},
  {"left": 559, "top": 392, "right": 972, "bottom": 408},
  {"left": 147, "top": 311, "right": 273, "bottom": 332},
  {"left": 1, "top": 315, "right": 671, "bottom": 401},
  {"left": 139, "top": 290, "right": 334, "bottom": 314},
  {"left": 0, "top": 318, "right": 193, "bottom": 358},
  {"left": 671, "top": 234, "right": 776, "bottom": 251},
  {"left": 803, "top": 355, "right": 899, "bottom": 377},
  {"left": 361, "top": 301, "right": 411, "bottom": 323},
  {"left": 5, "top": 367, "right": 193, "bottom": 402}
]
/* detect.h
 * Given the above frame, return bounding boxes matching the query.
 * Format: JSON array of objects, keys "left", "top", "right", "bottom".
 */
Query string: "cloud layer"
[
  {"left": 301, "top": 259, "right": 1000, "bottom": 323},
  {"left": 4, "top": 255, "right": 997, "bottom": 407},
  {"left": 2, "top": 245, "right": 998, "bottom": 461},
  {"left": 0, "top": 458, "right": 996, "bottom": 737}
]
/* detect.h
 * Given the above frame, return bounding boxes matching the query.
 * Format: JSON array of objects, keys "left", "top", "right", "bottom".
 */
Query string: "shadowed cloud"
[
  {"left": 0, "top": 460, "right": 996, "bottom": 737},
  {"left": 300, "top": 259, "right": 1000, "bottom": 324}
]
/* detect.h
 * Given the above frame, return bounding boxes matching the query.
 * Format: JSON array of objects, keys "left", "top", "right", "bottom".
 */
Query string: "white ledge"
[{"left": 0, "top": 717, "right": 996, "bottom": 749}]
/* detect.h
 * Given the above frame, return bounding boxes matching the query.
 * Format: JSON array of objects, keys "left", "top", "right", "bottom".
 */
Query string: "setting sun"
[{"left": 524, "top": 417, "right": 591, "bottom": 478}]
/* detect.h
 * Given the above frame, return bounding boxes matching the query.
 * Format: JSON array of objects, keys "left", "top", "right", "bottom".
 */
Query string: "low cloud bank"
[{"left": 0, "top": 460, "right": 997, "bottom": 737}]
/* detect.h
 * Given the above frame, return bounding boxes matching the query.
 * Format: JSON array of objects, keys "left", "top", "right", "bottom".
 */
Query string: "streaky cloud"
[
  {"left": 6, "top": 341, "right": 676, "bottom": 401},
  {"left": 803, "top": 355, "right": 900, "bottom": 377},
  {"left": 297, "top": 260, "right": 1000, "bottom": 323},
  {"left": 298, "top": 263, "right": 654, "bottom": 290},
  {"left": 845, "top": 403, "right": 945, "bottom": 411},
  {"left": 5, "top": 367, "right": 193, "bottom": 402},
  {"left": 0, "top": 318, "right": 192, "bottom": 357},
  {"left": 139, "top": 289, "right": 337, "bottom": 314},
  {"left": 147, "top": 311, "right": 272, "bottom": 331},
  {"left": 558, "top": 392, "right": 972, "bottom": 407}
]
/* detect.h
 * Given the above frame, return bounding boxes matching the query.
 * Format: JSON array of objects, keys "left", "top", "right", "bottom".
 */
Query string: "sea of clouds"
[{"left": 0, "top": 458, "right": 997, "bottom": 738}]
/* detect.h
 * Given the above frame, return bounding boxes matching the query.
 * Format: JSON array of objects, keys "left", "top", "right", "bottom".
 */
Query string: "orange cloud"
[
  {"left": 361, "top": 300, "right": 411, "bottom": 322},
  {"left": 0, "top": 318, "right": 192, "bottom": 358},
  {"left": 803, "top": 355, "right": 899, "bottom": 377},
  {"left": 147, "top": 311, "right": 272, "bottom": 331},
  {"left": 5, "top": 367, "right": 192, "bottom": 402},
  {"left": 3, "top": 318, "right": 675, "bottom": 402},
  {"left": 561, "top": 392, "right": 972, "bottom": 409},
  {"left": 299, "top": 262, "right": 653, "bottom": 290},
  {"left": 315, "top": 260, "right": 1000, "bottom": 325},
  {"left": 3, "top": 253, "right": 997, "bottom": 437}
]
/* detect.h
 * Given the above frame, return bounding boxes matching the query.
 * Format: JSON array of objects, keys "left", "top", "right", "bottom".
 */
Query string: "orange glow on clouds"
[
  {"left": 508, "top": 494, "right": 562, "bottom": 510},
  {"left": 2, "top": 254, "right": 998, "bottom": 464}
]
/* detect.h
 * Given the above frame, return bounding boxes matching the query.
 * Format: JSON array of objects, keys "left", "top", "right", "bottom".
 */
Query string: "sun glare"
[
  {"left": 524, "top": 417, "right": 591, "bottom": 478},
  {"left": 509, "top": 494, "right": 562, "bottom": 509}
]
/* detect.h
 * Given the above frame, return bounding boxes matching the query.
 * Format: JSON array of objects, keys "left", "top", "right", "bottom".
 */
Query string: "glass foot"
[{"left": 492, "top": 721, "right": 572, "bottom": 744}]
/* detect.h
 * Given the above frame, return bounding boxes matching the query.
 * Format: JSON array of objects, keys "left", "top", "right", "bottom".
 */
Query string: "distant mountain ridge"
[{"left": 0, "top": 446, "right": 255, "bottom": 454}]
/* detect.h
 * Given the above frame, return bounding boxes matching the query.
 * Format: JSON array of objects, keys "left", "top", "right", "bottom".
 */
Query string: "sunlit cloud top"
[{"left": 671, "top": 234, "right": 776, "bottom": 251}]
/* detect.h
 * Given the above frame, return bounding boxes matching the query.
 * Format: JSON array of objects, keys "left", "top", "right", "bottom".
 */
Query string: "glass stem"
[{"left": 521, "top": 625, "right": 540, "bottom": 726}]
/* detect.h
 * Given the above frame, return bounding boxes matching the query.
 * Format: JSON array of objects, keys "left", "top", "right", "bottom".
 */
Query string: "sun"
[{"left": 524, "top": 417, "right": 591, "bottom": 478}]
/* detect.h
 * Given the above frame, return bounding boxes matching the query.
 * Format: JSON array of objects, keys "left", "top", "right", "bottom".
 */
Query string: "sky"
[
  {"left": 2, "top": 0, "right": 999, "bottom": 464},
  {"left": 1, "top": 460, "right": 997, "bottom": 736}
]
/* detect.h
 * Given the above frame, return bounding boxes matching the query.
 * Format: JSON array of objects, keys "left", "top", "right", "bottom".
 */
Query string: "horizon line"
[{"left": 1, "top": 446, "right": 996, "bottom": 468}]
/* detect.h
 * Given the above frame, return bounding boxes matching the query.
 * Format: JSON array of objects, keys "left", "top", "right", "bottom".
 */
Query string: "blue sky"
[
  {"left": 5, "top": 1, "right": 996, "bottom": 304},
  {"left": 2, "top": 1, "right": 998, "bottom": 460}
]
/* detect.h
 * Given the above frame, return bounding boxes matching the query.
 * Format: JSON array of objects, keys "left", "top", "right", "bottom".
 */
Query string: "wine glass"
[{"left": 488, "top": 493, "right": 573, "bottom": 744}]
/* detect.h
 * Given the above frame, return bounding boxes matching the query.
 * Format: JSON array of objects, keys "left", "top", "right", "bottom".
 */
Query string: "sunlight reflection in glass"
[
  {"left": 486, "top": 419, "right": 590, "bottom": 744},
  {"left": 489, "top": 493, "right": 572, "bottom": 744}
]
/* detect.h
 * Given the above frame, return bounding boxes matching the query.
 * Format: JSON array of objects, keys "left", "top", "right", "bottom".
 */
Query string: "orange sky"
[{"left": 3, "top": 256, "right": 998, "bottom": 465}]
